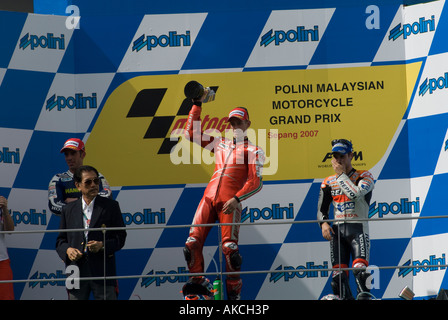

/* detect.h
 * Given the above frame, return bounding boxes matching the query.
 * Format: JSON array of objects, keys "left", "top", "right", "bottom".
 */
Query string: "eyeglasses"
[{"left": 83, "top": 178, "right": 100, "bottom": 186}]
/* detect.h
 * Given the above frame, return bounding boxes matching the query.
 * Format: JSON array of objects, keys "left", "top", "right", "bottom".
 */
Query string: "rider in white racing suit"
[{"left": 318, "top": 139, "right": 375, "bottom": 300}]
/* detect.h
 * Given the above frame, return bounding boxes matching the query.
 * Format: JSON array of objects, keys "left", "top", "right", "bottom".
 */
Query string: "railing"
[{"left": 1, "top": 214, "right": 448, "bottom": 300}]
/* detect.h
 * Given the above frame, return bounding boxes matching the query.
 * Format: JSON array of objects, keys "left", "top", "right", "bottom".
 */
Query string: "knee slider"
[
  {"left": 223, "top": 242, "right": 242, "bottom": 270},
  {"left": 353, "top": 261, "right": 371, "bottom": 295},
  {"left": 184, "top": 237, "right": 199, "bottom": 263}
]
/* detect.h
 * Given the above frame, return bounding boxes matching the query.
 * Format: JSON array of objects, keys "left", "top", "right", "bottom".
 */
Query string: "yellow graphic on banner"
[{"left": 85, "top": 62, "right": 421, "bottom": 186}]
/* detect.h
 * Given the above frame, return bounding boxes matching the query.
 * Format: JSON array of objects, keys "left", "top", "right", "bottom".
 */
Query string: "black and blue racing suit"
[
  {"left": 317, "top": 168, "right": 375, "bottom": 299},
  {"left": 48, "top": 170, "right": 112, "bottom": 215}
]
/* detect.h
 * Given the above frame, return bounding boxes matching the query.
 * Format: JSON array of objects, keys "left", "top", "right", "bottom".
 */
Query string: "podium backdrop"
[{"left": 1, "top": 0, "right": 448, "bottom": 299}]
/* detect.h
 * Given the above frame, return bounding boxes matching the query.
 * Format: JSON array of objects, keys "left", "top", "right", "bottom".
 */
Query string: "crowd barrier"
[
  {"left": 2, "top": 213, "right": 448, "bottom": 300},
  {"left": 2, "top": 0, "right": 448, "bottom": 301}
]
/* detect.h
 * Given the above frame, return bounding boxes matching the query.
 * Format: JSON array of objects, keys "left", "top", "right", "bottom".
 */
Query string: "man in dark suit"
[{"left": 56, "top": 165, "right": 126, "bottom": 300}]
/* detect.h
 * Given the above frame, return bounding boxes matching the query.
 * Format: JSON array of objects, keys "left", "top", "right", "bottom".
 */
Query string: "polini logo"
[
  {"left": 29, "top": 270, "right": 66, "bottom": 289},
  {"left": 122, "top": 208, "right": 166, "bottom": 226},
  {"left": 369, "top": 198, "right": 420, "bottom": 218},
  {"left": 0, "top": 147, "right": 20, "bottom": 164},
  {"left": 388, "top": 16, "right": 435, "bottom": 41},
  {"left": 46, "top": 93, "right": 97, "bottom": 112},
  {"left": 19, "top": 33, "right": 65, "bottom": 50},
  {"left": 132, "top": 31, "right": 191, "bottom": 52},
  {"left": 241, "top": 203, "right": 294, "bottom": 223},
  {"left": 260, "top": 26, "right": 319, "bottom": 47},
  {"left": 398, "top": 254, "right": 446, "bottom": 277},
  {"left": 419, "top": 73, "right": 448, "bottom": 96},
  {"left": 269, "top": 263, "right": 329, "bottom": 283},
  {"left": 141, "top": 267, "right": 189, "bottom": 287},
  {"left": 11, "top": 208, "right": 47, "bottom": 226}
]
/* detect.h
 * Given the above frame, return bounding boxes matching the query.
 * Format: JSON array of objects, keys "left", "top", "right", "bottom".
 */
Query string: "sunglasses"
[
  {"left": 331, "top": 139, "right": 352, "bottom": 147},
  {"left": 83, "top": 178, "right": 100, "bottom": 186}
]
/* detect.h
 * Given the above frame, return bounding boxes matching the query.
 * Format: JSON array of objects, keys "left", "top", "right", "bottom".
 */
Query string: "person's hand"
[
  {"left": 331, "top": 157, "right": 345, "bottom": 175},
  {"left": 321, "top": 222, "right": 334, "bottom": 241},
  {"left": 192, "top": 88, "right": 210, "bottom": 104},
  {"left": 67, "top": 247, "right": 83, "bottom": 261},
  {"left": 87, "top": 241, "right": 103, "bottom": 253},
  {"left": 0, "top": 196, "right": 7, "bottom": 210},
  {"left": 0, "top": 196, "right": 13, "bottom": 231},
  {"left": 222, "top": 197, "right": 239, "bottom": 215}
]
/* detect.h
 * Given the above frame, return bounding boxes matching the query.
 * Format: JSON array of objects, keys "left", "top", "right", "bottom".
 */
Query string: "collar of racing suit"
[{"left": 232, "top": 137, "right": 248, "bottom": 145}]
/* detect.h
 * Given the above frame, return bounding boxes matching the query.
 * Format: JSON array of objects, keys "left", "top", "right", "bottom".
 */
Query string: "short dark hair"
[{"left": 74, "top": 165, "right": 99, "bottom": 183}]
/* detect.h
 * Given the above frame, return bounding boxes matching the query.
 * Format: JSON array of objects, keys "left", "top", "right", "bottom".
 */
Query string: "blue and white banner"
[{"left": 1, "top": 0, "right": 448, "bottom": 300}]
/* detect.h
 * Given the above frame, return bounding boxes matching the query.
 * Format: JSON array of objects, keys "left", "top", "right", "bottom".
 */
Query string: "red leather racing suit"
[{"left": 184, "top": 103, "right": 264, "bottom": 299}]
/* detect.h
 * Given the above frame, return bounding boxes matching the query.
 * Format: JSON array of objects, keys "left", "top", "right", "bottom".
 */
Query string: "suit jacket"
[{"left": 56, "top": 196, "right": 126, "bottom": 284}]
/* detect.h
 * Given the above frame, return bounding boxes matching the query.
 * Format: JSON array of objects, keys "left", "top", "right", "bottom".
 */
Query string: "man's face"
[
  {"left": 63, "top": 149, "right": 85, "bottom": 173},
  {"left": 332, "top": 152, "right": 353, "bottom": 166},
  {"left": 75, "top": 170, "right": 99, "bottom": 200},
  {"left": 228, "top": 117, "right": 251, "bottom": 140}
]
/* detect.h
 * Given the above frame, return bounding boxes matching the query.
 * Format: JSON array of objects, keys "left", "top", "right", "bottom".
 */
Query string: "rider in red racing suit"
[
  {"left": 183, "top": 102, "right": 264, "bottom": 300},
  {"left": 318, "top": 139, "right": 375, "bottom": 300}
]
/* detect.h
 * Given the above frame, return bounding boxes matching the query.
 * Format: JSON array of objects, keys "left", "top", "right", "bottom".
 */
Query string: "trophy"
[
  {"left": 399, "top": 286, "right": 414, "bottom": 300},
  {"left": 184, "top": 81, "right": 215, "bottom": 103}
]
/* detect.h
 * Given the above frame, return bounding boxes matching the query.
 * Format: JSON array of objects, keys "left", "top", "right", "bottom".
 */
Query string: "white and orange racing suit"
[
  {"left": 183, "top": 103, "right": 264, "bottom": 300},
  {"left": 318, "top": 168, "right": 374, "bottom": 299}
]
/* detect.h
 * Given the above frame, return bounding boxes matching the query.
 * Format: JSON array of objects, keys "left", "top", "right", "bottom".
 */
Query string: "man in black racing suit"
[
  {"left": 48, "top": 138, "right": 111, "bottom": 215},
  {"left": 317, "top": 139, "right": 375, "bottom": 300}
]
